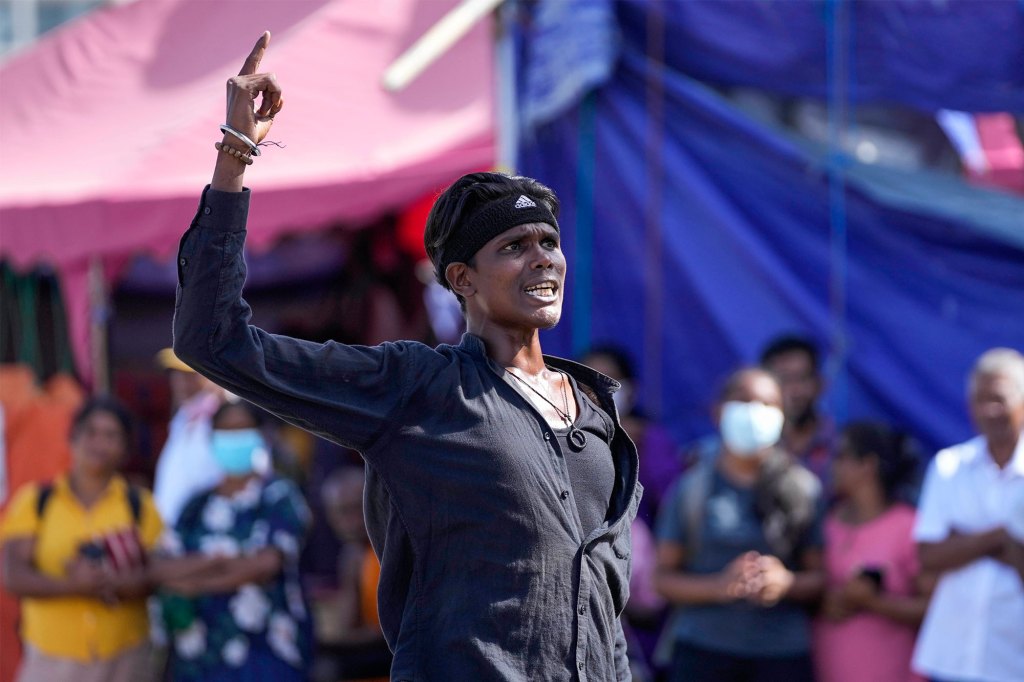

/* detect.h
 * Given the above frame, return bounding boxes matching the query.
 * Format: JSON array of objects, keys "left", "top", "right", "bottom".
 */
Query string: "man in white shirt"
[
  {"left": 913, "top": 347, "right": 1024, "bottom": 682},
  {"left": 152, "top": 348, "right": 224, "bottom": 525}
]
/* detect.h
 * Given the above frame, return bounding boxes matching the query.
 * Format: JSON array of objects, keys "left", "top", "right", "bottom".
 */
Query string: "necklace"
[{"left": 507, "top": 368, "right": 588, "bottom": 451}]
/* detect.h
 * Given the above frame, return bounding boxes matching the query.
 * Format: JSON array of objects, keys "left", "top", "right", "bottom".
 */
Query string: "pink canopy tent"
[{"left": 0, "top": 0, "right": 495, "bottom": 384}]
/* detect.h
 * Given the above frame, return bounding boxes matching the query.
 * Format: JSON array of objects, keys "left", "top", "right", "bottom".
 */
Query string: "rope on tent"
[{"left": 825, "top": 0, "right": 851, "bottom": 424}]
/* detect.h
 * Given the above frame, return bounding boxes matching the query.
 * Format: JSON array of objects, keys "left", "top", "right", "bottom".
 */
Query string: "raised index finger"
[{"left": 238, "top": 31, "right": 271, "bottom": 76}]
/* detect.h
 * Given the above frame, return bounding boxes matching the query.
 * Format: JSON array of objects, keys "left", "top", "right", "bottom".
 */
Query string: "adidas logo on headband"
[{"left": 439, "top": 193, "right": 559, "bottom": 271}]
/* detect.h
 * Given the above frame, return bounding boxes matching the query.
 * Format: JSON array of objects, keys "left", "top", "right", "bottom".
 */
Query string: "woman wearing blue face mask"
[
  {"left": 654, "top": 368, "right": 825, "bottom": 682},
  {"left": 150, "top": 400, "right": 312, "bottom": 681}
]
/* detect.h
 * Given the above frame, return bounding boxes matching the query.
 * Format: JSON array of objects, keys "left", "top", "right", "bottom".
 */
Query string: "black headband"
[{"left": 440, "top": 194, "right": 559, "bottom": 274}]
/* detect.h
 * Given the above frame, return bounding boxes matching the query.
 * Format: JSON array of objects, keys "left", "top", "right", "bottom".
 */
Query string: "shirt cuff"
[{"left": 196, "top": 185, "right": 251, "bottom": 232}]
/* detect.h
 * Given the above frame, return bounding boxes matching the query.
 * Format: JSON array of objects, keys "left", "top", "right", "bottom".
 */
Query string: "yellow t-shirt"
[{"left": 0, "top": 475, "right": 163, "bottom": 661}]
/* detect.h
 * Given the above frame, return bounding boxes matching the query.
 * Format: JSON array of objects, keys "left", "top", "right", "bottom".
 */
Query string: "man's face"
[
  {"left": 970, "top": 372, "right": 1024, "bottom": 444},
  {"left": 455, "top": 222, "right": 566, "bottom": 331},
  {"left": 764, "top": 350, "right": 820, "bottom": 425}
]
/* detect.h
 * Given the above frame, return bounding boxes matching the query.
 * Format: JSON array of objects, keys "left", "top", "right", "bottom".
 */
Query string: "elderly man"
[{"left": 912, "top": 347, "right": 1024, "bottom": 682}]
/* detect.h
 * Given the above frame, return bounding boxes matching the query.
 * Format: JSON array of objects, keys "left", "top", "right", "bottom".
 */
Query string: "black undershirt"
[{"left": 554, "top": 376, "right": 617, "bottom": 535}]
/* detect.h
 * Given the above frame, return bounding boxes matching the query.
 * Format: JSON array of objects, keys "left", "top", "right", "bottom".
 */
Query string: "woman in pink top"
[{"left": 814, "top": 422, "right": 933, "bottom": 682}]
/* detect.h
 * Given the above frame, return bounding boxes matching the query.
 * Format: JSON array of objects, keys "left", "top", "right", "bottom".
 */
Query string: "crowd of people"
[
  {"left": 627, "top": 340, "right": 1023, "bottom": 682},
  {"left": 1, "top": 33, "right": 1021, "bottom": 682},
  {"left": 1, "top": 338, "right": 1021, "bottom": 682}
]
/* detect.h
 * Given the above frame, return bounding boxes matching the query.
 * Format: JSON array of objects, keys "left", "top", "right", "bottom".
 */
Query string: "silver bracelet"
[{"left": 219, "top": 124, "right": 261, "bottom": 156}]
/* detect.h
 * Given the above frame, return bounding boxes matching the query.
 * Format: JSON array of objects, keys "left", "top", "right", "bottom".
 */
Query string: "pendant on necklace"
[{"left": 567, "top": 425, "right": 588, "bottom": 451}]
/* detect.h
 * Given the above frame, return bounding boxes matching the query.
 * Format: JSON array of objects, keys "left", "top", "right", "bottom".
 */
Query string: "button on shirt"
[
  {"left": 912, "top": 434, "right": 1024, "bottom": 682},
  {"left": 172, "top": 187, "right": 642, "bottom": 681}
]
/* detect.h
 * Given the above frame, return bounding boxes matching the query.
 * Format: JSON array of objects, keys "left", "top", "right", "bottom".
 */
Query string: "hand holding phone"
[
  {"left": 858, "top": 566, "right": 885, "bottom": 591},
  {"left": 77, "top": 540, "right": 106, "bottom": 563},
  {"left": 70, "top": 540, "right": 118, "bottom": 603}
]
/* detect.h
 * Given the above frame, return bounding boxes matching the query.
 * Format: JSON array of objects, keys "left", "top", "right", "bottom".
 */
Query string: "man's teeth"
[{"left": 526, "top": 286, "right": 555, "bottom": 296}]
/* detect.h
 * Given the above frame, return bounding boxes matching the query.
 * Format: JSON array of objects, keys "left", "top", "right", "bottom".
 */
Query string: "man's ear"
[{"left": 446, "top": 262, "right": 476, "bottom": 300}]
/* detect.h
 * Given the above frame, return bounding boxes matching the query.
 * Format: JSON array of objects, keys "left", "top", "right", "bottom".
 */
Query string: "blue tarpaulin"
[
  {"left": 517, "top": 1, "right": 1024, "bottom": 454},
  {"left": 618, "top": 0, "right": 1024, "bottom": 114}
]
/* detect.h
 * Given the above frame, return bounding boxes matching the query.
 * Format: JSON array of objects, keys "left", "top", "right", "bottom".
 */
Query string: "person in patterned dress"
[{"left": 151, "top": 400, "right": 312, "bottom": 681}]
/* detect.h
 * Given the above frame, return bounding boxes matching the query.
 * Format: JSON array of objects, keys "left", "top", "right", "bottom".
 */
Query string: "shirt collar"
[
  {"left": 457, "top": 333, "right": 640, "bottom": 530},
  {"left": 54, "top": 472, "right": 127, "bottom": 500},
  {"left": 974, "top": 432, "right": 1024, "bottom": 477},
  {"left": 1006, "top": 431, "right": 1024, "bottom": 477}
]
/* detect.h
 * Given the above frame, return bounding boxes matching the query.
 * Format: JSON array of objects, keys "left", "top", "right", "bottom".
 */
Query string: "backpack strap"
[
  {"left": 35, "top": 483, "right": 55, "bottom": 520},
  {"left": 652, "top": 461, "right": 715, "bottom": 668},
  {"left": 126, "top": 485, "right": 142, "bottom": 525},
  {"left": 680, "top": 460, "right": 713, "bottom": 563}
]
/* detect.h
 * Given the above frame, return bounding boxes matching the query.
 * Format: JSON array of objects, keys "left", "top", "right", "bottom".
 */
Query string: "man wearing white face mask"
[{"left": 654, "top": 368, "right": 825, "bottom": 682}]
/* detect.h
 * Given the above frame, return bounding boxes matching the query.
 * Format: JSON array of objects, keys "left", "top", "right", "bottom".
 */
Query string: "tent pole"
[
  {"left": 88, "top": 256, "right": 109, "bottom": 395},
  {"left": 383, "top": 0, "right": 504, "bottom": 92},
  {"left": 495, "top": 0, "right": 517, "bottom": 171}
]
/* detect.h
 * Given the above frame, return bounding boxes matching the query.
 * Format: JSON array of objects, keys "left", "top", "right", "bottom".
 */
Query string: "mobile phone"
[
  {"left": 77, "top": 541, "right": 106, "bottom": 562},
  {"left": 859, "top": 566, "right": 885, "bottom": 591}
]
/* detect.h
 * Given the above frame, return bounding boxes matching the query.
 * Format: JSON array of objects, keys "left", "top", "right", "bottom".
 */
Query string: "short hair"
[
  {"left": 759, "top": 334, "right": 820, "bottom": 371},
  {"left": 71, "top": 395, "right": 134, "bottom": 445},
  {"left": 841, "top": 421, "right": 921, "bottom": 502},
  {"left": 582, "top": 344, "right": 636, "bottom": 381},
  {"left": 719, "top": 366, "right": 780, "bottom": 402},
  {"left": 212, "top": 399, "right": 269, "bottom": 430},
  {"left": 968, "top": 347, "right": 1024, "bottom": 398},
  {"left": 423, "top": 172, "right": 560, "bottom": 307}
]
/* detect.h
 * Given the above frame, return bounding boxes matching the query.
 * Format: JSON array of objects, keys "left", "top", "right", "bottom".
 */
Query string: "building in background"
[{"left": 0, "top": 0, "right": 107, "bottom": 57}]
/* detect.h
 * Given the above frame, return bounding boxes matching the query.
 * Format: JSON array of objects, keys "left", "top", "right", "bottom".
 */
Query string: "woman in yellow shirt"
[{"left": 0, "top": 396, "right": 163, "bottom": 682}]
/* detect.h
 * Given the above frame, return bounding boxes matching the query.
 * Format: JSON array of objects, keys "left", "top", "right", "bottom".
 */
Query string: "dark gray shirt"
[
  {"left": 655, "top": 466, "right": 823, "bottom": 657},
  {"left": 172, "top": 187, "right": 642, "bottom": 681},
  {"left": 556, "top": 376, "right": 618, "bottom": 535}
]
